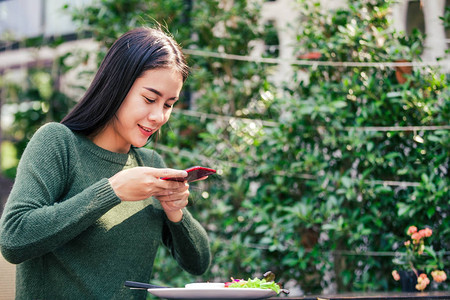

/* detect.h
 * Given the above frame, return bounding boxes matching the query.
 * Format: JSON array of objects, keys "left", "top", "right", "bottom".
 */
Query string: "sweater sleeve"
[
  {"left": 0, "top": 123, "right": 121, "bottom": 264},
  {"left": 136, "top": 147, "right": 211, "bottom": 275},
  {"left": 162, "top": 209, "right": 211, "bottom": 275}
]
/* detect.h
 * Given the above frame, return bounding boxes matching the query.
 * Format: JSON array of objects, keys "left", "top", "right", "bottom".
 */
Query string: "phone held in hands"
[{"left": 161, "top": 166, "right": 216, "bottom": 182}]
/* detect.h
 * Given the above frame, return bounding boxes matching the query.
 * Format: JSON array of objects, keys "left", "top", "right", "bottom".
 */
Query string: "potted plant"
[{"left": 392, "top": 226, "right": 447, "bottom": 291}]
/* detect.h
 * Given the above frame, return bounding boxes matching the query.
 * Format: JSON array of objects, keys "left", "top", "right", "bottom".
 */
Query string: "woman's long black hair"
[{"left": 61, "top": 27, "right": 189, "bottom": 137}]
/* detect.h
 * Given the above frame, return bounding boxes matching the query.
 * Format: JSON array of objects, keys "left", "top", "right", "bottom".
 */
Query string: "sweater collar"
[{"left": 75, "top": 132, "right": 133, "bottom": 164}]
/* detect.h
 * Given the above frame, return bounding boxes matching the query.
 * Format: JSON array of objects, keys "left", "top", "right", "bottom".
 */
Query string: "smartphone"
[{"left": 161, "top": 166, "right": 216, "bottom": 182}]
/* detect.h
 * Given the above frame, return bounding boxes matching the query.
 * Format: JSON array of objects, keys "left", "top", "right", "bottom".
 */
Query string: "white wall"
[
  {"left": 0, "top": 0, "right": 44, "bottom": 39},
  {"left": 0, "top": 0, "right": 92, "bottom": 39}
]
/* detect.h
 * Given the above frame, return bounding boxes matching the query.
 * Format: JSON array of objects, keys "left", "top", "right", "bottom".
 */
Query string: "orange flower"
[
  {"left": 419, "top": 273, "right": 428, "bottom": 280},
  {"left": 393, "top": 226, "right": 446, "bottom": 291},
  {"left": 298, "top": 52, "right": 322, "bottom": 59},
  {"left": 407, "top": 226, "right": 418, "bottom": 235},
  {"left": 422, "top": 228, "right": 432, "bottom": 237},
  {"left": 415, "top": 273, "right": 430, "bottom": 291},
  {"left": 392, "top": 270, "right": 400, "bottom": 281},
  {"left": 431, "top": 270, "right": 447, "bottom": 283},
  {"left": 411, "top": 232, "right": 421, "bottom": 243}
]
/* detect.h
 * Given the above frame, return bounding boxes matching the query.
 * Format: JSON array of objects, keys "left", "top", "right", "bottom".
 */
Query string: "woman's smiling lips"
[{"left": 138, "top": 124, "right": 155, "bottom": 137}]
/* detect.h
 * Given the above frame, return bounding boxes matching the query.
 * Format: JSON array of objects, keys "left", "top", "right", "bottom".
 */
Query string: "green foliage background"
[{"left": 1, "top": 0, "right": 448, "bottom": 294}]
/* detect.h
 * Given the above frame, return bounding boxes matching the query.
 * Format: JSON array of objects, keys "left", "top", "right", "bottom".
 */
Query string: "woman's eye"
[
  {"left": 143, "top": 96, "right": 156, "bottom": 103},
  {"left": 164, "top": 103, "right": 174, "bottom": 108}
]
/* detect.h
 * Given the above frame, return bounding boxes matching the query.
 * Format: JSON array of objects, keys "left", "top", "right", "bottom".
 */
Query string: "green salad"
[
  {"left": 225, "top": 278, "right": 281, "bottom": 293},
  {"left": 224, "top": 271, "right": 288, "bottom": 294}
]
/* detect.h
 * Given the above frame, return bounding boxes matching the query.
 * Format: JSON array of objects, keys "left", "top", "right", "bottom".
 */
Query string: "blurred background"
[{"left": 0, "top": 0, "right": 449, "bottom": 298}]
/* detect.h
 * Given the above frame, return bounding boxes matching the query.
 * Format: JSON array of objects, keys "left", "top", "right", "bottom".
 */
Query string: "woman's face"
[{"left": 95, "top": 68, "right": 183, "bottom": 153}]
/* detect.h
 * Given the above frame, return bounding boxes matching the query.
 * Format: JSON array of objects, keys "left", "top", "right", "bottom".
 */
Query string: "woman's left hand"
[{"left": 154, "top": 181, "right": 190, "bottom": 222}]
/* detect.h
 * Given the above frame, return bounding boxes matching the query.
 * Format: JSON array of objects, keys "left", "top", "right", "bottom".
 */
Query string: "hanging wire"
[
  {"left": 153, "top": 144, "right": 424, "bottom": 188},
  {"left": 174, "top": 109, "right": 450, "bottom": 132},
  {"left": 183, "top": 48, "right": 449, "bottom": 68},
  {"left": 244, "top": 241, "right": 450, "bottom": 257}
]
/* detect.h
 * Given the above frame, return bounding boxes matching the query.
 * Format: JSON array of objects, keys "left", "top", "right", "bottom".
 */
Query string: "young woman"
[{"left": 0, "top": 27, "right": 211, "bottom": 299}]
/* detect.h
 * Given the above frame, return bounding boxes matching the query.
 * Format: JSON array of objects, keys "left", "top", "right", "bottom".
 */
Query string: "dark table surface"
[{"left": 272, "top": 291, "right": 450, "bottom": 300}]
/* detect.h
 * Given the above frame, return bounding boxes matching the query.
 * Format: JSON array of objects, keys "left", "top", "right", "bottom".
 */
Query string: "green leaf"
[
  {"left": 426, "top": 206, "right": 435, "bottom": 218},
  {"left": 397, "top": 203, "right": 411, "bottom": 217},
  {"left": 341, "top": 177, "right": 352, "bottom": 188}
]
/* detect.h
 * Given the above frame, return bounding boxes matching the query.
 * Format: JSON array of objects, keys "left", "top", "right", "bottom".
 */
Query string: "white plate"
[
  {"left": 185, "top": 282, "right": 225, "bottom": 289},
  {"left": 147, "top": 287, "right": 277, "bottom": 299}
]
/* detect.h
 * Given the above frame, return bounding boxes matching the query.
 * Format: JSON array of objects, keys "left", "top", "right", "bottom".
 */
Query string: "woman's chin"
[
  {"left": 132, "top": 139, "right": 148, "bottom": 148},
  {"left": 133, "top": 132, "right": 157, "bottom": 148},
  {"left": 134, "top": 144, "right": 145, "bottom": 149}
]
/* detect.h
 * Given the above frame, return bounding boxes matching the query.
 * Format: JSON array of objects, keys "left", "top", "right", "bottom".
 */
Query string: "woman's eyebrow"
[
  {"left": 143, "top": 87, "right": 162, "bottom": 96},
  {"left": 143, "top": 87, "right": 178, "bottom": 100}
]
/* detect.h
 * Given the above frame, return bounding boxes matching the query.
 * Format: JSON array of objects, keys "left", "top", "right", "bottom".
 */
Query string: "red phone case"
[{"left": 161, "top": 166, "right": 216, "bottom": 182}]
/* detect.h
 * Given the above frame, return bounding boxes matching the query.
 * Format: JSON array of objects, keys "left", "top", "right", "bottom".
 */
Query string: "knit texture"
[{"left": 0, "top": 123, "right": 211, "bottom": 300}]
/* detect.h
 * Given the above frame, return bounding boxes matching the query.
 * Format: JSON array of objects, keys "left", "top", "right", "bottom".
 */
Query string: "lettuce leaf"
[{"left": 225, "top": 277, "right": 281, "bottom": 294}]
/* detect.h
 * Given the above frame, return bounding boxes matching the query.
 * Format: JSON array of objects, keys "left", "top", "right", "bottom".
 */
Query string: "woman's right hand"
[{"left": 108, "top": 167, "right": 188, "bottom": 201}]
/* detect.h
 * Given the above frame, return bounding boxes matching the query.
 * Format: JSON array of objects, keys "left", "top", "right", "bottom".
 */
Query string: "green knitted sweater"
[{"left": 0, "top": 123, "right": 211, "bottom": 299}]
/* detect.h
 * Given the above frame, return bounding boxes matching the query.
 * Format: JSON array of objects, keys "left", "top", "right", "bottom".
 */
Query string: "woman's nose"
[{"left": 147, "top": 105, "right": 165, "bottom": 123}]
